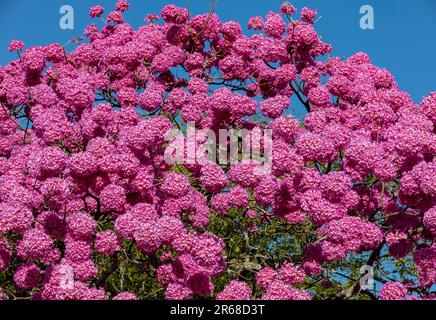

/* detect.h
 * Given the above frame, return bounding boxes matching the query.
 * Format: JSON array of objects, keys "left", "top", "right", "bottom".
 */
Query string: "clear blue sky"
[{"left": 1, "top": 0, "right": 435, "bottom": 106}]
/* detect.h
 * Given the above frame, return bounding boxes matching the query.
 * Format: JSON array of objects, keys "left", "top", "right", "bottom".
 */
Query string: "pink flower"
[
  {"left": 262, "top": 280, "right": 311, "bottom": 300},
  {"left": 301, "top": 7, "right": 318, "bottom": 24},
  {"left": 100, "top": 184, "right": 127, "bottom": 212},
  {"left": 113, "top": 292, "right": 137, "bottom": 300},
  {"left": 166, "top": 282, "right": 193, "bottom": 300},
  {"left": 161, "top": 5, "right": 189, "bottom": 24},
  {"left": 145, "top": 14, "right": 160, "bottom": 23},
  {"left": 95, "top": 231, "right": 120, "bottom": 256},
  {"left": 260, "top": 95, "right": 290, "bottom": 119},
  {"left": 89, "top": 5, "right": 104, "bottom": 18},
  {"left": 216, "top": 281, "right": 252, "bottom": 300},
  {"left": 106, "top": 11, "right": 123, "bottom": 24},
  {"left": 115, "top": 0, "right": 130, "bottom": 12},
  {"left": 67, "top": 212, "right": 96, "bottom": 241},
  {"left": 199, "top": 163, "right": 228, "bottom": 193},
  {"left": 161, "top": 173, "right": 191, "bottom": 198},
  {"left": 221, "top": 21, "right": 242, "bottom": 41},
  {"left": 264, "top": 12, "right": 286, "bottom": 38},
  {"left": 256, "top": 267, "right": 277, "bottom": 290},
  {"left": 248, "top": 16, "right": 263, "bottom": 30},
  {"left": 13, "top": 263, "right": 41, "bottom": 290},
  {"left": 423, "top": 207, "right": 436, "bottom": 235},
  {"left": 280, "top": 2, "right": 297, "bottom": 15},
  {"left": 8, "top": 40, "right": 25, "bottom": 52}
]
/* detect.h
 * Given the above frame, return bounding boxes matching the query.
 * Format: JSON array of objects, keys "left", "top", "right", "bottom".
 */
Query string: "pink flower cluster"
[
  {"left": 256, "top": 264, "right": 310, "bottom": 300},
  {"left": 0, "top": 1, "right": 434, "bottom": 300}
]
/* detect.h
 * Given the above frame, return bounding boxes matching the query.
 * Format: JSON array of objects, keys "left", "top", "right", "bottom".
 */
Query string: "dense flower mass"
[
  {"left": 0, "top": 1, "right": 434, "bottom": 301},
  {"left": 379, "top": 282, "right": 408, "bottom": 300}
]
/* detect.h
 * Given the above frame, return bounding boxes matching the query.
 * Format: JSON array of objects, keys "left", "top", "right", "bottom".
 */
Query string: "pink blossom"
[
  {"left": 14, "top": 263, "right": 41, "bottom": 290},
  {"left": 216, "top": 281, "right": 252, "bottom": 300},
  {"left": 161, "top": 5, "right": 189, "bottom": 24},
  {"left": 89, "top": 5, "right": 104, "bottom": 18},
  {"left": 280, "top": 2, "right": 297, "bottom": 15},
  {"left": 106, "top": 11, "right": 123, "bottom": 24},
  {"left": 8, "top": 40, "right": 25, "bottom": 52},
  {"left": 248, "top": 16, "right": 264, "bottom": 30},
  {"left": 95, "top": 231, "right": 120, "bottom": 256},
  {"left": 115, "top": 1, "right": 130, "bottom": 13},
  {"left": 264, "top": 12, "right": 286, "bottom": 38}
]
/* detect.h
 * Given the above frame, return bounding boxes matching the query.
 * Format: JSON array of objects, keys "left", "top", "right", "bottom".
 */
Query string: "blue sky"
[{"left": 1, "top": 0, "right": 435, "bottom": 109}]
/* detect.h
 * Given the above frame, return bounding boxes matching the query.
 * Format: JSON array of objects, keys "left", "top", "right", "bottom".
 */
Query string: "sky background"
[{"left": 0, "top": 0, "right": 435, "bottom": 110}]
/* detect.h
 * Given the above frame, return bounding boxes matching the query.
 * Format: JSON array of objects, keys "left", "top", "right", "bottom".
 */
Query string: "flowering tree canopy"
[{"left": 0, "top": 1, "right": 435, "bottom": 301}]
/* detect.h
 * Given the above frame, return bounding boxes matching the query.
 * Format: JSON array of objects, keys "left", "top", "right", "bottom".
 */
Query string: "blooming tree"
[{"left": 0, "top": 1, "right": 435, "bottom": 300}]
